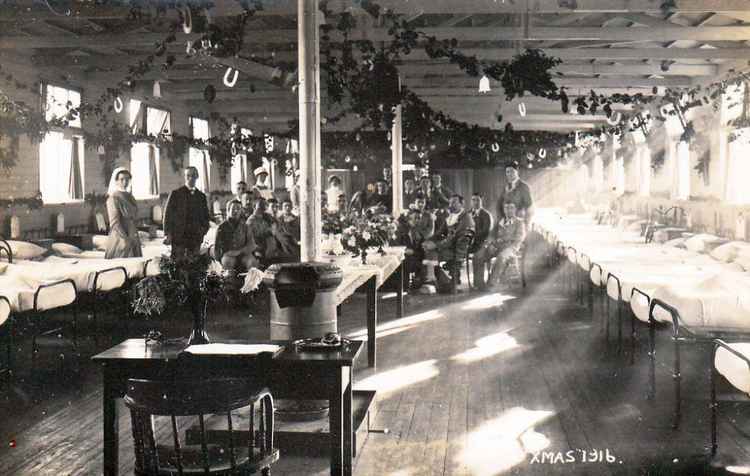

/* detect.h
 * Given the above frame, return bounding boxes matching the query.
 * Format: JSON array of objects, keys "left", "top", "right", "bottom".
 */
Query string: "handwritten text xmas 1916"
[{"left": 530, "top": 449, "right": 620, "bottom": 465}]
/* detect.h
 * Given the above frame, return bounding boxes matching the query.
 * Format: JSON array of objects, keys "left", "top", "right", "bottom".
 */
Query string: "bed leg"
[
  {"left": 672, "top": 335, "right": 682, "bottom": 430},
  {"left": 648, "top": 314, "right": 656, "bottom": 401},
  {"left": 605, "top": 294, "right": 610, "bottom": 346},
  {"left": 630, "top": 308, "right": 636, "bottom": 366},
  {"left": 617, "top": 299, "right": 623, "bottom": 356},
  {"left": 710, "top": 353, "right": 718, "bottom": 458}
]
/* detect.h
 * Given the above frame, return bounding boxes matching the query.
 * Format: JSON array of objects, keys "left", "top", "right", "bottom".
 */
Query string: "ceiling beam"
[
  {"left": 405, "top": 76, "right": 692, "bottom": 88},
  {"left": 6, "top": 26, "right": 750, "bottom": 49},
  {"left": 397, "top": 62, "right": 717, "bottom": 77}
]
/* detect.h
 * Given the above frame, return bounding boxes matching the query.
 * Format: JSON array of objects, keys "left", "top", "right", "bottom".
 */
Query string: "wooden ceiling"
[{"left": 1, "top": 0, "right": 749, "bottom": 132}]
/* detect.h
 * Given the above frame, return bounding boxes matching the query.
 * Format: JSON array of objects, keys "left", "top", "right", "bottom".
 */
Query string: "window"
[
  {"left": 188, "top": 117, "right": 211, "bottom": 193},
  {"left": 39, "top": 132, "right": 84, "bottom": 203},
  {"left": 129, "top": 100, "right": 169, "bottom": 198},
  {"left": 722, "top": 82, "right": 746, "bottom": 125},
  {"left": 44, "top": 84, "right": 81, "bottom": 128}
]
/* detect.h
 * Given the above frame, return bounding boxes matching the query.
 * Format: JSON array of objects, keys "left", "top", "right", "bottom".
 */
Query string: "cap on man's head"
[
  {"left": 506, "top": 161, "right": 520, "bottom": 170},
  {"left": 254, "top": 166, "right": 269, "bottom": 177}
]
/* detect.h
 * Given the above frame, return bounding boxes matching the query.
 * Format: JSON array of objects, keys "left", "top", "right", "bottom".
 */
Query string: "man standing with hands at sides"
[
  {"left": 164, "top": 166, "right": 211, "bottom": 259},
  {"left": 497, "top": 161, "right": 534, "bottom": 225},
  {"left": 469, "top": 193, "right": 493, "bottom": 252}
]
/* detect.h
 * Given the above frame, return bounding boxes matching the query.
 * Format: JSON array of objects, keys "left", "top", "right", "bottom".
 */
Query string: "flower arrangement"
[
  {"left": 131, "top": 254, "right": 227, "bottom": 318},
  {"left": 341, "top": 213, "right": 397, "bottom": 263}
]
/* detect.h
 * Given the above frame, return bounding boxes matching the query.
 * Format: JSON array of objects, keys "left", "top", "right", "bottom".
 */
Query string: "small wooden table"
[
  {"left": 93, "top": 339, "right": 365, "bottom": 476},
  {"left": 331, "top": 248, "right": 405, "bottom": 368}
]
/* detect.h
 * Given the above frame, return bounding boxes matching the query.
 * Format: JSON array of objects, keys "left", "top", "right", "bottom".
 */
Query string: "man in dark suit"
[
  {"left": 469, "top": 193, "right": 493, "bottom": 252},
  {"left": 164, "top": 166, "right": 211, "bottom": 259}
]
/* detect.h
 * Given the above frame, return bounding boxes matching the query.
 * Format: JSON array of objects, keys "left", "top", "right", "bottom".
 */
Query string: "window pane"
[
  {"left": 191, "top": 117, "right": 210, "bottom": 141},
  {"left": 147, "top": 107, "right": 170, "bottom": 136},
  {"left": 723, "top": 82, "right": 746, "bottom": 124},
  {"left": 45, "top": 84, "right": 81, "bottom": 127}
]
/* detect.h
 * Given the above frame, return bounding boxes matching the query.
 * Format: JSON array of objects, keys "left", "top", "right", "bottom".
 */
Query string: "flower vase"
[
  {"left": 187, "top": 292, "right": 210, "bottom": 345},
  {"left": 360, "top": 248, "right": 368, "bottom": 265}
]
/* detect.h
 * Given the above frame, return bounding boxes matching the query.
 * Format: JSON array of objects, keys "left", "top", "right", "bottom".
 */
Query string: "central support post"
[
  {"left": 391, "top": 104, "right": 403, "bottom": 217},
  {"left": 298, "top": 0, "right": 322, "bottom": 262}
]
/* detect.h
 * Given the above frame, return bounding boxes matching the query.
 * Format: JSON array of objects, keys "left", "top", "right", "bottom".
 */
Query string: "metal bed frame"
[{"left": 710, "top": 339, "right": 750, "bottom": 459}]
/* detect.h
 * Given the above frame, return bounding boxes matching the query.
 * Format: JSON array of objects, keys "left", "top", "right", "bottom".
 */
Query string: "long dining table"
[{"left": 329, "top": 246, "right": 406, "bottom": 368}]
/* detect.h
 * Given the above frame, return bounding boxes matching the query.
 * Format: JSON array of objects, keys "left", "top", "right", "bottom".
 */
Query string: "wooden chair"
[
  {"left": 124, "top": 377, "right": 279, "bottom": 476},
  {"left": 443, "top": 228, "right": 475, "bottom": 293}
]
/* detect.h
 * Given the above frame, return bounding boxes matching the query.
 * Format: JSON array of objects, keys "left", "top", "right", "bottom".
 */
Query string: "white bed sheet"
[
  {"left": 0, "top": 275, "right": 76, "bottom": 313},
  {"left": 630, "top": 273, "right": 750, "bottom": 327},
  {"left": 715, "top": 343, "right": 750, "bottom": 395},
  {"left": 4, "top": 261, "right": 127, "bottom": 293}
]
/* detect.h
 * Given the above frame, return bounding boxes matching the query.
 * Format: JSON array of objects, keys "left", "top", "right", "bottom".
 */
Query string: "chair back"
[
  {"left": 454, "top": 228, "right": 475, "bottom": 261},
  {"left": 124, "top": 377, "right": 276, "bottom": 476},
  {"left": 124, "top": 378, "right": 259, "bottom": 417}
]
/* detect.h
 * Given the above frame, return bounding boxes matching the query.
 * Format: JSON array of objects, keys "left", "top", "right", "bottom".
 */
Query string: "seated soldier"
[
  {"left": 472, "top": 202, "right": 526, "bottom": 291},
  {"left": 240, "top": 191, "right": 254, "bottom": 220},
  {"left": 420, "top": 194, "right": 475, "bottom": 294},
  {"left": 276, "top": 199, "right": 301, "bottom": 261},
  {"left": 401, "top": 196, "right": 435, "bottom": 288},
  {"left": 247, "top": 198, "right": 299, "bottom": 266},
  {"left": 214, "top": 200, "right": 259, "bottom": 279},
  {"left": 469, "top": 193, "right": 493, "bottom": 253},
  {"left": 367, "top": 179, "right": 392, "bottom": 214}
]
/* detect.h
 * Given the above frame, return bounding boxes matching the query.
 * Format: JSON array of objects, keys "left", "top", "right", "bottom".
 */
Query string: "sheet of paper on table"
[{"left": 183, "top": 344, "right": 283, "bottom": 355}]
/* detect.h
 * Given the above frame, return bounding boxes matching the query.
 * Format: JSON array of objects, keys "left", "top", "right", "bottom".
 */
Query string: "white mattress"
[
  {"left": 0, "top": 275, "right": 76, "bottom": 313},
  {"left": 632, "top": 273, "right": 750, "bottom": 328},
  {"left": 0, "top": 297, "right": 10, "bottom": 327},
  {"left": 715, "top": 343, "right": 750, "bottom": 395},
  {"left": 5, "top": 261, "right": 126, "bottom": 293}
]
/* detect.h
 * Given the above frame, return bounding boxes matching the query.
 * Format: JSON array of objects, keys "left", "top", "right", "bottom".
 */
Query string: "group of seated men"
[
  {"left": 397, "top": 163, "right": 533, "bottom": 294},
  {"left": 213, "top": 183, "right": 301, "bottom": 280}
]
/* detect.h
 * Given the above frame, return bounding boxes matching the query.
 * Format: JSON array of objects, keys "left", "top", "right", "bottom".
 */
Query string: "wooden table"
[
  {"left": 93, "top": 339, "right": 365, "bottom": 476},
  {"left": 330, "top": 247, "right": 405, "bottom": 368}
]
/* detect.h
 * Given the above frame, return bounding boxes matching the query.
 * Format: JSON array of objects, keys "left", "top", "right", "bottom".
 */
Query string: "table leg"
[
  {"left": 396, "top": 262, "right": 404, "bottom": 319},
  {"left": 366, "top": 276, "right": 377, "bottom": 368},
  {"left": 103, "top": 378, "right": 120, "bottom": 476},
  {"left": 343, "top": 367, "right": 353, "bottom": 473},
  {"left": 330, "top": 367, "right": 345, "bottom": 476}
]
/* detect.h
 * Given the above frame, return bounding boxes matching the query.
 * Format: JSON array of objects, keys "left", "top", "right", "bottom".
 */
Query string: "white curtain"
[
  {"left": 130, "top": 143, "right": 160, "bottom": 198},
  {"left": 147, "top": 107, "right": 170, "bottom": 136},
  {"left": 672, "top": 140, "right": 691, "bottom": 200},
  {"left": 725, "top": 132, "right": 750, "bottom": 204},
  {"left": 637, "top": 146, "right": 651, "bottom": 197},
  {"left": 592, "top": 155, "right": 604, "bottom": 193},
  {"left": 189, "top": 147, "right": 211, "bottom": 193},
  {"left": 231, "top": 153, "right": 247, "bottom": 187},
  {"left": 40, "top": 131, "right": 83, "bottom": 203}
]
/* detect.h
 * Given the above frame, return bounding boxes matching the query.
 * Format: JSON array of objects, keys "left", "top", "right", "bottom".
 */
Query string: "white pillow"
[
  {"left": 664, "top": 237, "right": 687, "bottom": 248},
  {"left": 710, "top": 242, "right": 739, "bottom": 263},
  {"left": 51, "top": 242, "right": 83, "bottom": 256},
  {"left": 684, "top": 234, "right": 722, "bottom": 254},
  {"left": 6, "top": 240, "right": 47, "bottom": 260},
  {"left": 92, "top": 235, "right": 108, "bottom": 251},
  {"left": 734, "top": 254, "right": 750, "bottom": 272},
  {"left": 138, "top": 230, "right": 150, "bottom": 241}
]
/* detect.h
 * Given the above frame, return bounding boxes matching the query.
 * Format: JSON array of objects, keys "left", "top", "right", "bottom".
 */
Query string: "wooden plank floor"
[{"left": 1, "top": 244, "right": 750, "bottom": 475}]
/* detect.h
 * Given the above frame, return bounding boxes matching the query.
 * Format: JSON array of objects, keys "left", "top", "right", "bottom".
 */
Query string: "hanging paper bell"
[
  {"left": 97, "top": 145, "right": 105, "bottom": 155},
  {"left": 153, "top": 81, "right": 161, "bottom": 98},
  {"left": 478, "top": 75, "right": 491, "bottom": 94}
]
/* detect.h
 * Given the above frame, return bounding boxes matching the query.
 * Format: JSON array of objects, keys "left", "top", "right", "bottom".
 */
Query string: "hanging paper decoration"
[
  {"left": 264, "top": 134, "right": 274, "bottom": 153},
  {"left": 538, "top": 148, "right": 546, "bottom": 158},
  {"left": 478, "top": 75, "right": 491, "bottom": 93},
  {"left": 518, "top": 103, "right": 526, "bottom": 117},
  {"left": 186, "top": 40, "right": 196, "bottom": 56},
  {"left": 153, "top": 81, "right": 161, "bottom": 98},
  {"left": 113, "top": 96, "right": 123, "bottom": 113},
  {"left": 97, "top": 145, "right": 105, "bottom": 154},
  {"left": 223, "top": 67, "right": 239, "bottom": 88},
  {"left": 491, "top": 142, "right": 500, "bottom": 153}
]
